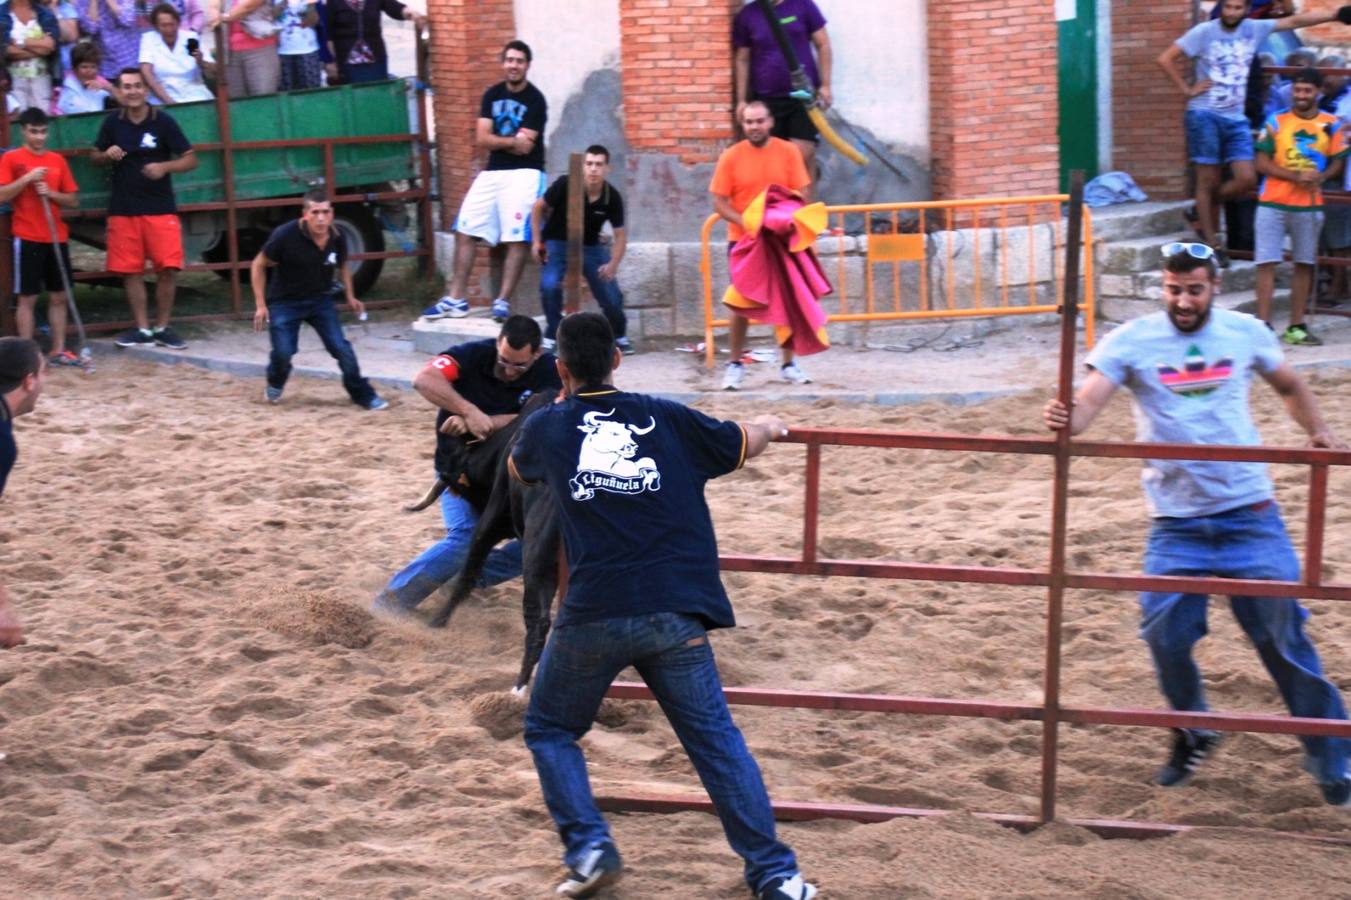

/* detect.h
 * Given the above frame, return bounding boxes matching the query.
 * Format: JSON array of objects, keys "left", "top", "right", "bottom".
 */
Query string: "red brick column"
[
  {"left": 618, "top": 0, "right": 740, "bottom": 166},
  {"left": 426, "top": 0, "right": 516, "bottom": 229},
  {"left": 928, "top": 0, "right": 1060, "bottom": 199},
  {"left": 1112, "top": 2, "right": 1191, "bottom": 199}
]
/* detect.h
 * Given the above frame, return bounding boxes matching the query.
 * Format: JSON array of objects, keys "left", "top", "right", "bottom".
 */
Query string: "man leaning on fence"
[{"left": 1043, "top": 241, "right": 1351, "bottom": 808}]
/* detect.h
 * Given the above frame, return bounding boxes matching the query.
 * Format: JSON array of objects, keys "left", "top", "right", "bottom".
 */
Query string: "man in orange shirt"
[
  {"left": 0, "top": 108, "right": 81, "bottom": 366},
  {"left": 710, "top": 100, "right": 812, "bottom": 391},
  {"left": 1253, "top": 66, "right": 1348, "bottom": 345}
]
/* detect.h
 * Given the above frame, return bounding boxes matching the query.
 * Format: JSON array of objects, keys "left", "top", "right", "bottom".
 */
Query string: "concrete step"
[
  {"left": 1089, "top": 201, "right": 1193, "bottom": 242},
  {"left": 1098, "top": 230, "right": 1197, "bottom": 275}
]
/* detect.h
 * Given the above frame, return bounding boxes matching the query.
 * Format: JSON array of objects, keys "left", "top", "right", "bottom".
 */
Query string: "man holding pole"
[
  {"left": 1043, "top": 241, "right": 1350, "bottom": 807},
  {"left": 0, "top": 108, "right": 82, "bottom": 367}
]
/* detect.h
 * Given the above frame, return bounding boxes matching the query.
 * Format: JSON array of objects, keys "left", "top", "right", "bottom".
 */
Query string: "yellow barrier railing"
[{"left": 700, "top": 195, "right": 1095, "bottom": 367}]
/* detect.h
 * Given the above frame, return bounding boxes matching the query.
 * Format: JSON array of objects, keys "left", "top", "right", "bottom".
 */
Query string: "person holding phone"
[{"left": 139, "top": 2, "right": 214, "bottom": 104}]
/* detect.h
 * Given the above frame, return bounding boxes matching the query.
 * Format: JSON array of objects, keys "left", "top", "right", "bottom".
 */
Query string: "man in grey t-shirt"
[
  {"left": 1043, "top": 242, "right": 1350, "bottom": 808},
  {"left": 1157, "top": 0, "right": 1346, "bottom": 264}
]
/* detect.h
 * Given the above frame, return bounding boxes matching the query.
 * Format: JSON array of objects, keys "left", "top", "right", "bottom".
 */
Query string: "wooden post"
[{"left": 564, "top": 152, "right": 584, "bottom": 314}]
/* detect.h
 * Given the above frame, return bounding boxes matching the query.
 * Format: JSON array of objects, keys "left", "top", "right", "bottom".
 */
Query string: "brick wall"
[
  {"left": 425, "top": 0, "right": 516, "bottom": 230},
  {"left": 927, "top": 0, "right": 1060, "bottom": 199},
  {"left": 1293, "top": 0, "right": 1350, "bottom": 46},
  {"left": 617, "top": 0, "right": 740, "bottom": 166},
  {"left": 1112, "top": 2, "right": 1191, "bottom": 199}
]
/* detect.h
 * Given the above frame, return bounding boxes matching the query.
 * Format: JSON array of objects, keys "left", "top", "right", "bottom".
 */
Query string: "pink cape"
[{"left": 723, "top": 184, "right": 832, "bottom": 357}]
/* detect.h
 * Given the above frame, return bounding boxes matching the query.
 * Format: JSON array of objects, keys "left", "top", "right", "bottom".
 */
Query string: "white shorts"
[{"left": 455, "top": 169, "right": 546, "bottom": 246}]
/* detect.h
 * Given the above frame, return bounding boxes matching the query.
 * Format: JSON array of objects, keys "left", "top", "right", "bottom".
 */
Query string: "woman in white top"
[{"left": 138, "top": 2, "right": 215, "bottom": 105}]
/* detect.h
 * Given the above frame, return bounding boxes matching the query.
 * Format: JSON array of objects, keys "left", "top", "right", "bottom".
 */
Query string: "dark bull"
[{"left": 408, "top": 392, "right": 562, "bottom": 692}]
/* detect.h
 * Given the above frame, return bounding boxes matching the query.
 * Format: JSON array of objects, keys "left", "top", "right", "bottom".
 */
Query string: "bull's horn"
[
  {"left": 404, "top": 477, "right": 448, "bottom": 512},
  {"left": 628, "top": 417, "right": 656, "bottom": 436},
  {"left": 582, "top": 409, "right": 615, "bottom": 427}
]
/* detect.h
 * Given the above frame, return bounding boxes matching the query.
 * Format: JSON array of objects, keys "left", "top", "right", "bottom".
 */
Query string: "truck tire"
[{"left": 333, "top": 206, "right": 385, "bottom": 297}]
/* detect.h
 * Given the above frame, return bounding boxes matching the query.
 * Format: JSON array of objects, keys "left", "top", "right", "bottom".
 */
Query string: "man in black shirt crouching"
[{"left": 250, "top": 188, "right": 387, "bottom": 410}]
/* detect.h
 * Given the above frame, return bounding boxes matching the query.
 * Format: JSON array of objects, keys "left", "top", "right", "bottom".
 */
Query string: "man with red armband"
[{"left": 372, "top": 314, "right": 560, "bottom": 614}]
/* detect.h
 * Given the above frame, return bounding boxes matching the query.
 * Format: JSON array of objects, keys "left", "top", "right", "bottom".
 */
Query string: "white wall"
[
  {"left": 513, "top": 0, "right": 622, "bottom": 145},
  {"left": 815, "top": 0, "right": 929, "bottom": 160}
]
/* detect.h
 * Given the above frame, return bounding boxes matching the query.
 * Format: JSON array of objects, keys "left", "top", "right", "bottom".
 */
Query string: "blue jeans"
[
  {"left": 524, "top": 611, "right": 801, "bottom": 894},
  {"left": 267, "top": 297, "right": 376, "bottom": 407},
  {"left": 1140, "top": 503, "right": 1350, "bottom": 782},
  {"left": 382, "top": 488, "right": 522, "bottom": 609},
  {"left": 1184, "top": 108, "right": 1254, "bottom": 166},
  {"left": 539, "top": 241, "right": 627, "bottom": 340}
]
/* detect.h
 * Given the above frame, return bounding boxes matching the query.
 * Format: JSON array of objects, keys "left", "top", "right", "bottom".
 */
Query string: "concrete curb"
[{"left": 89, "top": 339, "right": 1351, "bottom": 407}]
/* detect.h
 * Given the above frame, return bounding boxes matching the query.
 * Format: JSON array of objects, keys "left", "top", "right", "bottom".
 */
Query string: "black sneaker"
[
  {"left": 1155, "top": 728, "right": 1221, "bottom": 787},
  {"left": 114, "top": 327, "right": 154, "bottom": 348},
  {"left": 758, "top": 874, "right": 818, "bottom": 900},
  {"left": 153, "top": 326, "right": 188, "bottom": 350},
  {"left": 556, "top": 841, "right": 622, "bottom": 898},
  {"left": 1213, "top": 247, "right": 1231, "bottom": 269}
]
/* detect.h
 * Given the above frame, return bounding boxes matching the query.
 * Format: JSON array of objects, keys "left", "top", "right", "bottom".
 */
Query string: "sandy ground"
[{"left": 3, "top": 355, "right": 1351, "bottom": 898}]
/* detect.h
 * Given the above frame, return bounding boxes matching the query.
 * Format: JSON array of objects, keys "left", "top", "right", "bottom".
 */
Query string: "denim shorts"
[
  {"left": 1185, "top": 108, "right": 1254, "bottom": 165},
  {"left": 1255, "top": 205, "right": 1324, "bottom": 265}
]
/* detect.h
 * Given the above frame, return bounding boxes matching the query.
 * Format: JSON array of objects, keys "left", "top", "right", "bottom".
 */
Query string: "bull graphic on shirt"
[{"left": 569, "top": 409, "right": 661, "bottom": 501}]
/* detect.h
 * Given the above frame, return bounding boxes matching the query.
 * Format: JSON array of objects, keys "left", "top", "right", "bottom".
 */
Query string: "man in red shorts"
[{"left": 91, "top": 67, "right": 198, "bottom": 350}]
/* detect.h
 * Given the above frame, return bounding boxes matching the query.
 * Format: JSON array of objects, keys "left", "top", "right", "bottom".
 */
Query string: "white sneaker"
[
  {"left": 758, "top": 874, "right": 818, "bottom": 900},
  {"left": 722, "top": 362, "right": 744, "bottom": 391},
  {"left": 780, "top": 362, "right": 811, "bottom": 384},
  {"left": 541, "top": 337, "right": 556, "bottom": 352}
]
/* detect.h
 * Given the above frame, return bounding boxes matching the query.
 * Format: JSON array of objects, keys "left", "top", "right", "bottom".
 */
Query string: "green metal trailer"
[{"left": 18, "top": 78, "right": 423, "bottom": 296}]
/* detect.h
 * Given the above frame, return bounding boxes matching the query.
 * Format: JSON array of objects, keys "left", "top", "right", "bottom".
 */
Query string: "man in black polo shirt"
[
  {"left": 529, "top": 144, "right": 632, "bottom": 355},
  {"left": 92, "top": 67, "right": 198, "bottom": 351},
  {"left": 423, "top": 39, "right": 547, "bottom": 324},
  {"left": 510, "top": 312, "right": 816, "bottom": 900},
  {"left": 371, "top": 315, "right": 561, "bottom": 614},
  {"left": 250, "top": 188, "right": 386, "bottom": 410}
]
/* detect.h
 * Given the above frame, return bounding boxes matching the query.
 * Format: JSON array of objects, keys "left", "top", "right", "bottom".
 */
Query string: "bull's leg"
[
  {"left": 427, "top": 483, "right": 516, "bottom": 628},
  {"left": 514, "top": 505, "right": 562, "bottom": 692}
]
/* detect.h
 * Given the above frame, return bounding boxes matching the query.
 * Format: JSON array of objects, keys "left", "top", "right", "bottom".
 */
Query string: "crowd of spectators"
[{"left": 0, "top": 0, "right": 423, "bottom": 117}]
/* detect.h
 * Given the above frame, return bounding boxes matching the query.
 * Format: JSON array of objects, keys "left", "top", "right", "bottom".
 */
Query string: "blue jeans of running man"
[
  {"left": 381, "top": 488, "right": 523, "bottom": 610},
  {"left": 539, "top": 241, "right": 627, "bottom": 341},
  {"left": 266, "top": 297, "right": 377, "bottom": 407},
  {"left": 1140, "top": 502, "right": 1350, "bottom": 783},
  {"left": 524, "top": 611, "right": 801, "bottom": 894}
]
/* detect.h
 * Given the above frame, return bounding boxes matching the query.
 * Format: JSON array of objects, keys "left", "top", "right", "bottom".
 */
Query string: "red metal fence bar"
[{"left": 601, "top": 181, "right": 1351, "bottom": 841}]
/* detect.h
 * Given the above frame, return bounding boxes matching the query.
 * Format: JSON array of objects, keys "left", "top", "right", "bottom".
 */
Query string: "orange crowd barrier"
[{"left": 700, "top": 195, "right": 1096, "bottom": 367}]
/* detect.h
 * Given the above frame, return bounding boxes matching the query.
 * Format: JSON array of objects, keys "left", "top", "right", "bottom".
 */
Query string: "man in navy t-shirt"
[
  {"left": 510, "top": 312, "right": 817, "bottom": 900},
  {"left": 0, "top": 337, "right": 47, "bottom": 649},
  {"left": 372, "top": 315, "right": 561, "bottom": 614}
]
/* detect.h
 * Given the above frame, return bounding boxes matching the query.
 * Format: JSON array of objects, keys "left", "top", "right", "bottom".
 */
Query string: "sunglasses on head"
[{"left": 1161, "top": 241, "right": 1216, "bottom": 260}]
